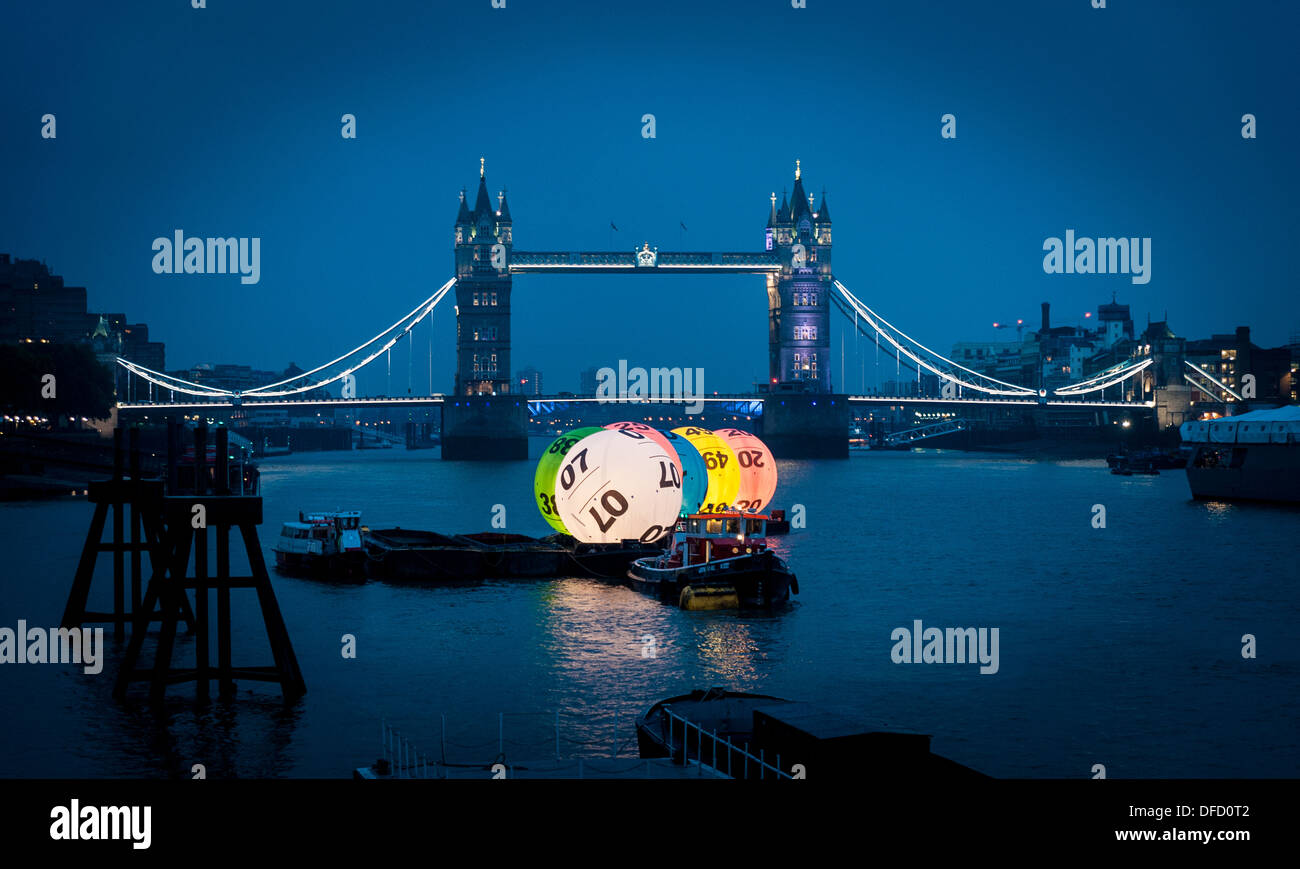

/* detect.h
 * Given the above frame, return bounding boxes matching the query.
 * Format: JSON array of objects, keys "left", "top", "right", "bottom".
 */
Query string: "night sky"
[{"left": 2, "top": 0, "right": 1295, "bottom": 394}]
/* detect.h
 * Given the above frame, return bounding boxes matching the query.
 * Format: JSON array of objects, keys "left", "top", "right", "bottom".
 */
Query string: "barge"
[{"left": 362, "top": 527, "right": 663, "bottom": 583}]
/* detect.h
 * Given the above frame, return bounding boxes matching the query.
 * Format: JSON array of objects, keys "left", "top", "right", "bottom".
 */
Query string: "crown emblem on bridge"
[{"left": 636, "top": 243, "right": 658, "bottom": 268}]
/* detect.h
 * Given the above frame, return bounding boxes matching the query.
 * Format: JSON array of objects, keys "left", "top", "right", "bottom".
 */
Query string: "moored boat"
[
  {"left": 636, "top": 687, "right": 987, "bottom": 780},
  {"left": 627, "top": 511, "right": 797, "bottom": 609},
  {"left": 1181, "top": 407, "right": 1300, "bottom": 504},
  {"left": 636, "top": 687, "right": 789, "bottom": 760},
  {"left": 273, "top": 510, "right": 365, "bottom": 579}
]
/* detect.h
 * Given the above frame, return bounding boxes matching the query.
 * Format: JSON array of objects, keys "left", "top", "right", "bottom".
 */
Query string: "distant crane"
[{"left": 991, "top": 318, "right": 1026, "bottom": 338}]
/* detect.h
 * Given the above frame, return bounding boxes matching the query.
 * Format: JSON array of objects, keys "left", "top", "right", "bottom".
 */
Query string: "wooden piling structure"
[
  {"left": 61, "top": 426, "right": 193, "bottom": 638},
  {"left": 114, "top": 424, "right": 306, "bottom": 701}
]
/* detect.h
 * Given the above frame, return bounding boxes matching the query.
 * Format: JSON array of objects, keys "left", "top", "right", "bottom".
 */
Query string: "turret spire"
[
  {"left": 455, "top": 187, "right": 471, "bottom": 225},
  {"left": 790, "top": 164, "right": 811, "bottom": 220},
  {"left": 472, "top": 163, "right": 493, "bottom": 217}
]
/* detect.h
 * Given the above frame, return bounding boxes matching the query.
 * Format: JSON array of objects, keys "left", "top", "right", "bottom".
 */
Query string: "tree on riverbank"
[{"left": 0, "top": 344, "right": 115, "bottom": 425}]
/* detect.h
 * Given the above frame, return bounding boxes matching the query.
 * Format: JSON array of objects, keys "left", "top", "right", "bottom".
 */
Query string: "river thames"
[{"left": 1, "top": 444, "right": 1296, "bottom": 778}]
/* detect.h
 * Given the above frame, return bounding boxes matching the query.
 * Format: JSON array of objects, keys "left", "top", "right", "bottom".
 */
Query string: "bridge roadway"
[{"left": 114, "top": 393, "right": 1153, "bottom": 414}]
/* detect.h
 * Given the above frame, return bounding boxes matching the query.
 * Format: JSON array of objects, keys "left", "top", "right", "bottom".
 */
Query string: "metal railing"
[{"left": 661, "top": 706, "right": 792, "bottom": 780}]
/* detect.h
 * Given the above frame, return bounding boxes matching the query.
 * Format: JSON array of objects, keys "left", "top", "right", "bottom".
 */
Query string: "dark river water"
[{"left": 2, "top": 443, "right": 1297, "bottom": 778}]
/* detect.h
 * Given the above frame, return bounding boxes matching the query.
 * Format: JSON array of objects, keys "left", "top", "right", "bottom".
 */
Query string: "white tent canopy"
[{"left": 1180, "top": 405, "right": 1300, "bottom": 444}]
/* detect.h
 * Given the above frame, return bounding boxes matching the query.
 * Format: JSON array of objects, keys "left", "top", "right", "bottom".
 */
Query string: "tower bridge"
[{"left": 113, "top": 159, "right": 1155, "bottom": 459}]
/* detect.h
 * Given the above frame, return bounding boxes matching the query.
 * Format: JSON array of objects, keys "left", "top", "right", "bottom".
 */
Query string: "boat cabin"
[
  {"left": 301, "top": 510, "right": 362, "bottom": 531},
  {"left": 276, "top": 510, "right": 364, "bottom": 555},
  {"left": 668, "top": 512, "right": 770, "bottom": 567}
]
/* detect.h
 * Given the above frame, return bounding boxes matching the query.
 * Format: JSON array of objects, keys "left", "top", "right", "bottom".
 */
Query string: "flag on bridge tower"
[
  {"left": 610, "top": 221, "right": 619, "bottom": 231},
  {"left": 680, "top": 221, "right": 687, "bottom": 231}
]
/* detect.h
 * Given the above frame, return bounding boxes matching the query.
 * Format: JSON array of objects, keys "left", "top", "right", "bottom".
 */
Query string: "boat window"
[
  {"left": 725, "top": 519, "right": 740, "bottom": 534},
  {"left": 705, "top": 519, "right": 723, "bottom": 534},
  {"left": 746, "top": 519, "right": 764, "bottom": 536}
]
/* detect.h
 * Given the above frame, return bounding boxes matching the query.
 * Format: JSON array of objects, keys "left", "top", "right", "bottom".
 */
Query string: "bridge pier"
[
  {"left": 440, "top": 397, "right": 528, "bottom": 461},
  {"left": 756, "top": 394, "right": 850, "bottom": 459}
]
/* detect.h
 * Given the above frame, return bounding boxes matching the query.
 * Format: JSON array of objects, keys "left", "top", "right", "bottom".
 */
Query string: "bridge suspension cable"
[
  {"left": 115, "top": 277, "right": 456, "bottom": 401},
  {"left": 831, "top": 280, "right": 1037, "bottom": 396},
  {"left": 241, "top": 277, "right": 456, "bottom": 397},
  {"left": 1052, "top": 357, "right": 1153, "bottom": 395},
  {"left": 831, "top": 279, "right": 1156, "bottom": 400},
  {"left": 115, "top": 357, "right": 237, "bottom": 397},
  {"left": 1181, "top": 359, "right": 1242, "bottom": 402}
]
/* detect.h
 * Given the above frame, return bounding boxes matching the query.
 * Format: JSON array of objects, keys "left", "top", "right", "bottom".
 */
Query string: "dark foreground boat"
[
  {"left": 636, "top": 687, "right": 986, "bottom": 781},
  {"left": 1181, "top": 407, "right": 1300, "bottom": 504},
  {"left": 627, "top": 512, "right": 797, "bottom": 610}
]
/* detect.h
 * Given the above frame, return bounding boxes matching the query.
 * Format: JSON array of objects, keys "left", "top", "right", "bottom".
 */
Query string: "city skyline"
[{"left": 2, "top": 1, "right": 1296, "bottom": 394}]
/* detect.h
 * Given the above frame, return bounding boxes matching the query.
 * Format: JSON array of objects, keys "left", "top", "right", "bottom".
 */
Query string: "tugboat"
[
  {"left": 272, "top": 510, "right": 366, "bottom": 579},
  {"left": 626, "top": 511, "right": 797, "bottom": 610}
]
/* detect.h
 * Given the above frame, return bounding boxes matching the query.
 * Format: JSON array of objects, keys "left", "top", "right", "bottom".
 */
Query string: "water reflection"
[{"left": 688, "top": 618, "right": 763, "bottom": 687}]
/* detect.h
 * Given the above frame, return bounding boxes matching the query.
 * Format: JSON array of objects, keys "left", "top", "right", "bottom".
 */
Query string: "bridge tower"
[
  {"left": 454, "top": 159, "right": 513, "bottom": 396},
  {"left": 766, "top": 160, "right": 833, "bottom": 392},
  {"left": 444, "top": 160, "right": 527, "bottom": 460},
  {"left": 757, "top": 161, "right": 848, "bottom": 458}
]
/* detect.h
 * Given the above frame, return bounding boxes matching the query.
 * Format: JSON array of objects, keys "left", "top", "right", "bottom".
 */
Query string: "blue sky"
[{"left": 2, "top": 0, "right": 1296, "bottom": 393}]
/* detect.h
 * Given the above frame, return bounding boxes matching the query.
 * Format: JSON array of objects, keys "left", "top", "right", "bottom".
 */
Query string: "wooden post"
[
  {"left": 112, "top": 428, "right": 125, "bottom": 640},
  {"left": 194, "top": 425, "right": 209, "bottom": 699},
  {"left": 129, "top": 427, "right": 143, "bottom": 614}
]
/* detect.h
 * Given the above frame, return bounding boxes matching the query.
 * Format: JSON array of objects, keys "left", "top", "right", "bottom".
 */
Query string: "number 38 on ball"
[{"left": 552, "top": 428, "right": 682, "bottom": 544}]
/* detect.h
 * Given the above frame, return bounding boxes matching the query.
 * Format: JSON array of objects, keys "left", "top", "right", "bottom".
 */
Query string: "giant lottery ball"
[
  {"left": 604, "top": 421, "right": 680, "bottom": 475},
  {"left": 662, "top": 429, "right": 708, "bottom": 516},
  {"left": 552, "top": 428, "right": 683, "bottom": 544},
  {"left": 714, "top": 428, "right": 778, "bottom": 513},
  {"left": 534, "top": 426, "right": 604, "bottom": 534},
  {"left": 671, "top": 426, "right": 740, "bottom": 513}
]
